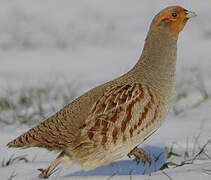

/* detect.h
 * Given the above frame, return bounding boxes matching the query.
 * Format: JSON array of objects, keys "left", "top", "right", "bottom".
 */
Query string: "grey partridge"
[{"left": 7, "top": 6, "right": 196, "bottom": 178}]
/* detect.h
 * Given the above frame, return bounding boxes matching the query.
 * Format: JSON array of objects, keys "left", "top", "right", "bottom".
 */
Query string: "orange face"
[{"left": 152, "top": 6, "right": 194, "bottom": 37}]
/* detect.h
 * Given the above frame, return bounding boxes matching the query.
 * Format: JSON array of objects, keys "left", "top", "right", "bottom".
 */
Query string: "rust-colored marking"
[
  {"left": 138, "top": 84, "right": 144, "bottom": 96},
  {"left": 138, "top": 99, "right": 152, "bottom": 127},
  {"left": 152, "top": 106, "right": 158, "bottom": 123},
  {"left": 102, "top": 102, "right": 106, "bottom": 108},
  {"left": 147, "top": 86, "right": 155, "bottom": 104},
  {"left": 139, "top": 103, "right": 159, "bottom": 137},
  {"left": 101, "top": 135, "right": 107, "bottom": 147},
  {"left": 112, "top": 127, "right": 119, "bottom": 144},
  {"left": 121, "top": 84, "right": 144, "bottom": 133},
  {"left": 121, "top": 99, "right": 134, "bottom": 133},
  {"left": 129, "top": 128, "right": 134, "bottom": 138},
  {"left": 88, "top": 124, "right": 97, "bottom": 140},
  {"left": 94, "top": 118, "right": 101, "bottom": 128},
  {"left": 150, "top": 103, "right": 159, "bottom": 125},
  {"left": 125, "top": 102, "right": 133, "bottom": 126},
  {"left": 123, "top": 135, "right": 127, "bottom": 142},
  {"left": 137, "top": 130, "right": 140, "bottom": 134},
  {"left": 121, "top": 120, "right": 127, "bottom": 133},
  {"left": 100, "top": 115, "right": 110, "bottom": 149},
  {"left": 89, "top": 126, "right": 96, "bottom": 132},
  {"left": 134, "top": 124, "right": 137, "bottom": 130},
  {"left": 101, "top": 120, "right": 109, "bottom": 135},
  {"left": 109, "top": 110, "right": 119, "bottom": 123},
  {"left": 87, "top": 132, "right": 94, "bottom": 140}
]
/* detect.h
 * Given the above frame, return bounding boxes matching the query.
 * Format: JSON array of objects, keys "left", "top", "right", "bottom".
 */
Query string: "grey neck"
[{"left": 132, "top": 24, "right": 178, "bottom": 98}]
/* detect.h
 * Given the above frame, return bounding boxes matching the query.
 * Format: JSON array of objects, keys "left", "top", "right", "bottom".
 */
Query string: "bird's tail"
[{"left": 7, "top": 117, "right": 76, "bottom": 151}]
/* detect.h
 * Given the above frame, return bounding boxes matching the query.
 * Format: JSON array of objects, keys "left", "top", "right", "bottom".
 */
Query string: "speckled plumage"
[{"left": 7, "top": 6, "right": 196, "bottom": 178}]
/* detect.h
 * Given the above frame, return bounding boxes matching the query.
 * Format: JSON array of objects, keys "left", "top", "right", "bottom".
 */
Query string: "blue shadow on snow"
[{"left": 66, "top": 145, "right": 166, "bottom": 177}]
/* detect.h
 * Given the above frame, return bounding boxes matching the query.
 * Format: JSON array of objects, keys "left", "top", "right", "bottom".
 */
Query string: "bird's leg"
[
  {"left": 128, "top": 146, "right": 151, "bottom": 176},
  {"left": 38, "top": 151, "right": 71, "bottom": 179}
]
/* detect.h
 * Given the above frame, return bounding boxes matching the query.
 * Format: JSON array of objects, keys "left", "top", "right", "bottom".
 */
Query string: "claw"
[
  {"left": 128, "top": 147, "right": 151, "bottom": 176},
  {"left": 38, "top": 167, "right": 59, "bottom": 179},
  {"left": 38, "top": 168, "right": 49, "bottom": 179}
]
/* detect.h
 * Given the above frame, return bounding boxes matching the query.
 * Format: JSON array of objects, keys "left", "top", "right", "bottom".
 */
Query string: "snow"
[{"left": 0, "top": 0, "right": 211, "bottom": 179}]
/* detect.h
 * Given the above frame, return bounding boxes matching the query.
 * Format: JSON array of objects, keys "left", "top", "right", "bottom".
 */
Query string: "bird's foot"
[
  {"left": 37, "top": 151, "right": 68, "bottom": 179},
  {"left": 38, "top": 167, "right": 58, "bottom": 179},
  {"left": 128, "top": 146, "right": 151, "bottom": 176}
]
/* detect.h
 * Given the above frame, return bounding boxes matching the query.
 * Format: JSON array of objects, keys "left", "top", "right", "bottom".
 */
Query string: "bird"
[{"left": 7, "top": 6, "right": 196, "bottom": 179}]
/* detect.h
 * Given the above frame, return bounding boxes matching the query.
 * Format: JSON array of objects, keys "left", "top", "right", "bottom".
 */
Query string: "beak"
[{"left": 185, "top": 10, "right": 197, "bottom": 19}]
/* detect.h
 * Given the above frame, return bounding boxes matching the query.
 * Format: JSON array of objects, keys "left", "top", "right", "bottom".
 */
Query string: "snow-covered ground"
[{"left": 0, "top": 0, "right": 211, "bottom": 179}]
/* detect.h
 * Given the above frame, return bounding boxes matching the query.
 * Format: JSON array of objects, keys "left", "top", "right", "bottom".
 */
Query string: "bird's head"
[{"left": 152, "top": 6, "right": 196, "bottom": 38}]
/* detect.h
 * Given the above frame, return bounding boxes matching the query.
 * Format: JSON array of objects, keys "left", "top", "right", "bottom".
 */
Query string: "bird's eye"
[{"left": 172, "top": 13, "right": 178, "bottom": 18}]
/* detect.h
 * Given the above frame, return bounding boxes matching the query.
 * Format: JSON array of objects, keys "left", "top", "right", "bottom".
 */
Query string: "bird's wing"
[{"left": 78, "top": 83, "right": 157, "bottom": 148}]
